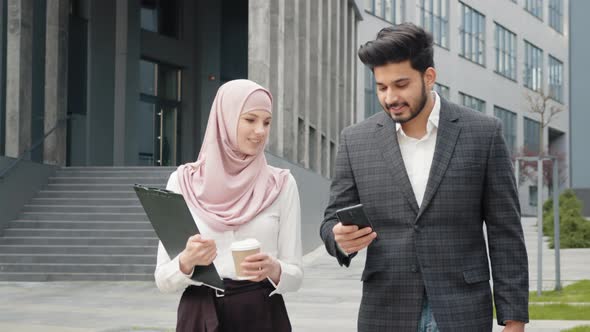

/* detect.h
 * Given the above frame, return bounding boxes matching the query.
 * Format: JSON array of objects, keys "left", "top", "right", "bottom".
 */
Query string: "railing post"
[
  {"left": 553, "top": 158, "right": 561, "bottom": 291},
  {"left": 537, "top": 157, "right": 543, "bottom": 296}
]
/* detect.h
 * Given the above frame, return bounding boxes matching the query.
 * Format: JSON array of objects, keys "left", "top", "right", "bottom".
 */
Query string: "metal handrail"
[{"left": 0, "top": 116, "right": 70, "bottom": 179}]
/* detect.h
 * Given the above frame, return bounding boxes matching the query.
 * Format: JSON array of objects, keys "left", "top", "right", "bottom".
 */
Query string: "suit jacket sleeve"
[
  {"left": 483, "top": 120, "right": 529, "bottom": 325},
  {"left": 320, "top": 128, "right": 359, "bottom": 267}
]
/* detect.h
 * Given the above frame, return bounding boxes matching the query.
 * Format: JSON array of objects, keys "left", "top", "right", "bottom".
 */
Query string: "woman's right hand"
[{"left": 178, "top": 234, "right": 217, "bottom": 275}]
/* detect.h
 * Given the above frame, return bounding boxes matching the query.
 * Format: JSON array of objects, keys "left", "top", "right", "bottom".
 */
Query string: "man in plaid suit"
[{"left": 320, "top": 23, "right": 529, "bottom": 332}]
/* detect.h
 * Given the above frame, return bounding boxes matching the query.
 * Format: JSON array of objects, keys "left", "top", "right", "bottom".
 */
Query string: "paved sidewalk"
[
  {"left": 0, "top": 217, "right": 588, "bottom": 331},
  {"left": 521, "top": 217, "right": 590, "bottom": 291}
]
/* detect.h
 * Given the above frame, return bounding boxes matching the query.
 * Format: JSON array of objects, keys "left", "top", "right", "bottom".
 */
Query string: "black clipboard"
[{"left": 133, "top": 184, "right": 225, "bottom": 291}]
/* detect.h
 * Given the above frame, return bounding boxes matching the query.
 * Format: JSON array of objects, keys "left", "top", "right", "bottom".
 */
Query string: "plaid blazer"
[{"left": 320, "top": 98, "right": 529, "bottom": 332}]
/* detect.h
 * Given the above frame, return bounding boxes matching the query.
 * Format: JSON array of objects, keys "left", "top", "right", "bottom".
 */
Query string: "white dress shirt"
[
  {"left": 396, "top": 91, "right": 441, "bottom": 207},
  {"left": 154, "top": 171, "right": 303, "bottom": 296}
]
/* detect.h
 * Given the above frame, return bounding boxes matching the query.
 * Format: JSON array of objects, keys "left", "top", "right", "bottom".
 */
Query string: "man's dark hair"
[{"left": 358, "top": 23, "right": 434, "bottom": 72}]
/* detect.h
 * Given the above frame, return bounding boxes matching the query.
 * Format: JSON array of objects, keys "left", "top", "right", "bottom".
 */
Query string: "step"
[
  {"left": 2, "top": 229, "right": 156, "bottom": 238},
  {"left": 45, "top": 184, "right": 163, "bottom": 192},
  {"left": 61, "top": 166, "right": 177, "bottom": 171},
  {"left": 0, "top": 253, "right": 154, "bottom": 264},
  {"left": 18, "top": 212, "right": 148, "bottom": 221},
  {"left": 0, "top": 237, "right": 158, "bottom": 246},
  {"left": 0, "top": 272, "right": 154, "bottom": 281},
  {"left": 0, "top": 263, "right": 155, "bottom": 274},
  {"left": 55, "top": 170, "right": 174, "bottom": 178},
  {"left": 48, "top": 177, "right": 169, "bottom": 185},
  {"left": 31, "top": 198, "right": 141, "bottom": 206},
  {"left": 7, "top": 220, "right": 153, "bottom": 230},
  {"left": 36, "top": 191, "right": 139, "bottom": 199},
  {"left": 22, "top": 205, "right": 144, "bottom": 214},
  {"left": 0, "top": 245, "right": 157, "bottom": 255}
]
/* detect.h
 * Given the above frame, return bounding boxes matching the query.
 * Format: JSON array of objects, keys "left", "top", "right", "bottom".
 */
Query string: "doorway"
[{"left": 138, "top": 59, "right": 181, "bottom": 166}]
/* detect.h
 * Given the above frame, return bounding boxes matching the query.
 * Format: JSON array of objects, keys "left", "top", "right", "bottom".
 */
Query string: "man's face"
[{"left": 373, "top": 60, "right": 434, "bottom": 123}]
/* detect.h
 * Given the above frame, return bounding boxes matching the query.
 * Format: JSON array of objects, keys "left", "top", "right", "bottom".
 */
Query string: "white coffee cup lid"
[{"left": 230, "top": 238, "right": 261, "bottom": 251}]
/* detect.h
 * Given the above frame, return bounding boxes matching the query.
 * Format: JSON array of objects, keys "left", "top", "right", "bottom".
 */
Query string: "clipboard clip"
[{"left": 133, "top": 184, "right": 174, "bottom": 196}]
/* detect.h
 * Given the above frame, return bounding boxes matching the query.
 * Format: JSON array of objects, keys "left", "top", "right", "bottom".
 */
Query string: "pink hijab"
[{"left": 177, "top": 79, "right": 290, "bottom": 231}]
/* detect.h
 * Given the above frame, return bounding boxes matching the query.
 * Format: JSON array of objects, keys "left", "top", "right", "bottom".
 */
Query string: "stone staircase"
[{"left": 0, "top": 166, "right": 176, "bottom": 281}]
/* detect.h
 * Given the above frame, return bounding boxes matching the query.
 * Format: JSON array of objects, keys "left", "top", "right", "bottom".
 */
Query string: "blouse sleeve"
[
  {"left": 154, "top": 171, "right": 203, "bottom": 293},
  {"left": 270, "top": 174, "right": 304, "bottom": 295}
]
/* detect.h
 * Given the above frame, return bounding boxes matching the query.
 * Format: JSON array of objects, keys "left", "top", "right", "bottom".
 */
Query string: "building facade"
[
  {"left": 356, "top": 0, "right": 569, "bottom": 215},
  {"left": 0, "top": 0, "right": 361, "bottom": 254},
  {"left": 0, "top": 0, "right": 360, "bottom": 178},
  {"left": 569, "top": 0, "right": 590, "bottom": 216}
]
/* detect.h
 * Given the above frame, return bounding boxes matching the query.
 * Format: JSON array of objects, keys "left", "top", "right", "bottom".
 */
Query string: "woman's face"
[{"left": 237, "top": 110, "right": 272, "bottom": 156}]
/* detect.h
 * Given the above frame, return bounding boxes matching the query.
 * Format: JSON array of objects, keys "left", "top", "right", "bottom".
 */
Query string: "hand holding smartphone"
[{"left": 335, "top": 204, "right": 374, "bottom": 230}]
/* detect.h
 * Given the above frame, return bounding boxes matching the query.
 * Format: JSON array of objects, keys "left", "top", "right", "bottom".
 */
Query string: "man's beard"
[{"left": 383, "top": 80, "right": 429, "bottom": 124}]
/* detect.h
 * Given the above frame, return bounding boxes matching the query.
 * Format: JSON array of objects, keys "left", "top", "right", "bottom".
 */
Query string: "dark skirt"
[{"left": 176, "top": 279, "right": 292, "bottom": 332}]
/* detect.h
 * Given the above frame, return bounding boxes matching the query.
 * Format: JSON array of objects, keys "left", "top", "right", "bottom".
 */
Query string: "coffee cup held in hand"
[{"left": 230, "top": 238, "right": 261, "bottom": 280}]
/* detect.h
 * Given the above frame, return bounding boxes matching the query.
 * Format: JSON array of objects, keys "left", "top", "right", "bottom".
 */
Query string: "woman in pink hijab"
[{"left": 154, "top": 79, "right": 302, "bottom": 332}]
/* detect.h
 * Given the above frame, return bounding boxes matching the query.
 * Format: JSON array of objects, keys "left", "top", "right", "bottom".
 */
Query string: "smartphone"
[{"left": 335, "top": 204, "right": 374, "bottom": 230}]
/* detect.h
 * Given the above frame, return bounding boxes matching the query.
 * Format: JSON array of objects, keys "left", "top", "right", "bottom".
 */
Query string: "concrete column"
[
  {"left": 249, "top": 0, "right": 279, "bottom": 155},
  {"left": 321, "top": 0, "right": 331, "bottom": 177},
  {"left": 282, "top": 0, "right": 298, "bottom": 161},
  {"left": 113, "top": 0, "right": 140, "bottom": 165},
  {"left": 0, "top": 0, "right": 6, "bottom": 156},
  {"left": 309, "top": 0, "right": 320, "bottom": 172},
  {"left": 248, "top": 0, "right": 271, "bottom": 89},
  {"left": 267, "top": 0, "right": 283, "bottom": 156},
  {"left": 43, "top": 0, "right": 68, "bottom": 165},
  {"left": 297, "top": 0, "right": 310, "bottom": 167},
  {"left": 112, "top": 0, "right": 128, "bottom": 165},
  {"left": 86, "top": 0, "right": 116, "bottom": 165},
  {"left": 349, "top": 7, "right": 357, "bottom": 127},
  {"left": 5, "top": 0, "right": 33, "bottom": 158},
  {"left": 332, "top": 0, "right": 340, "bottom": 141},
  {"left": 195, "top": 0, "right": 221, "bottom": 157},
  {"left": 340, "top": 0, "right": 348, "bottom": 133},
  {"left": 178, "top": 0, "right": 197, "bottom": 164},
  {"left": 329, "top": 0, "right": 340, "bottom": 177}
]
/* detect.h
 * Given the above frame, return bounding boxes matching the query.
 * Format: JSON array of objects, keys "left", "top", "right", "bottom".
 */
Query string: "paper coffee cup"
[{"left": 230, "top": 238, "right": 261, "bottom": 280}]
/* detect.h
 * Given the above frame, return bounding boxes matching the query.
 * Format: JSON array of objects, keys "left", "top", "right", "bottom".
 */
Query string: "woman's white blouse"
[{"left": 154, "top": 171, "right": 303, "bottom": 296}]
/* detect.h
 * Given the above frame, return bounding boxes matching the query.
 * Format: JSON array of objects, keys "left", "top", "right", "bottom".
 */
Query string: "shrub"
[{"left": 542, "top": 189, "right": 590, "bottom": 248}]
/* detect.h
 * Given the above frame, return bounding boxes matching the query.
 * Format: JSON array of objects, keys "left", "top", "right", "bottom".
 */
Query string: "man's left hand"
[{"left": 503, "top": 320, "right": 525, "bottom": 332}]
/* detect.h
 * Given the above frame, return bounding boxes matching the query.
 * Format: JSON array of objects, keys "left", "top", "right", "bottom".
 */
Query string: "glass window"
[
  {"left": 460, "top": 2, "right": 486, "bottom": 66},
  {"left": 549, "top": 55, "right": 563, "bottom": 103},
  {"left": 158, "top": 63, "right": 181, "bottom": 101},
  {"left": 529, "top": 185, "right": 538, "bottom": 206},
  {"left": 525, "top": 0, "right": 544, "bottom": 20},
  {"left": 140, "top": 0, "right": 180, "bottom": 39},
  {"left": 494, "top": 23, "right": 517, "bottom": 81},
  {"left": 140, "top": 60, "right": 181, "bottom": 101},
  {"left": 365, "top": 0, "right": 404, "bottom": 24},
  {"left": 365, "top": 68, "right": 381, "bottom": 118},
  {"left": 548, "top": 0, "right": 563, "bottom": 33},
  {"left": 524, "top": 117, "right": 541, "bottom": 154},
  {"left": 494, "top": 106, "right": 517, "bottom": 154},
  {"left": 524, "top": 41, "right": 543, "bottom": 92},
  {"left": 459, "top": 92, "right": 486, "bottom": 113},
  {"left": 140, "top": 60, "right": 157, "bottom": 96},
  {"left": 433, "top": 82, "right": 450, "bottom": 100},
  {"left": 418, "top": 0, "right": 449, "bottom": 48}
]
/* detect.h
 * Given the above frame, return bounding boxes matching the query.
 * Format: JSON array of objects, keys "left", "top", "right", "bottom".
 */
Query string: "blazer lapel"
[
  {"left": 375, "top": 113, "right": 419, "bottom": 215},
  {"left": 416, "top": 99, "right": 461, "bottom": 221}
]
